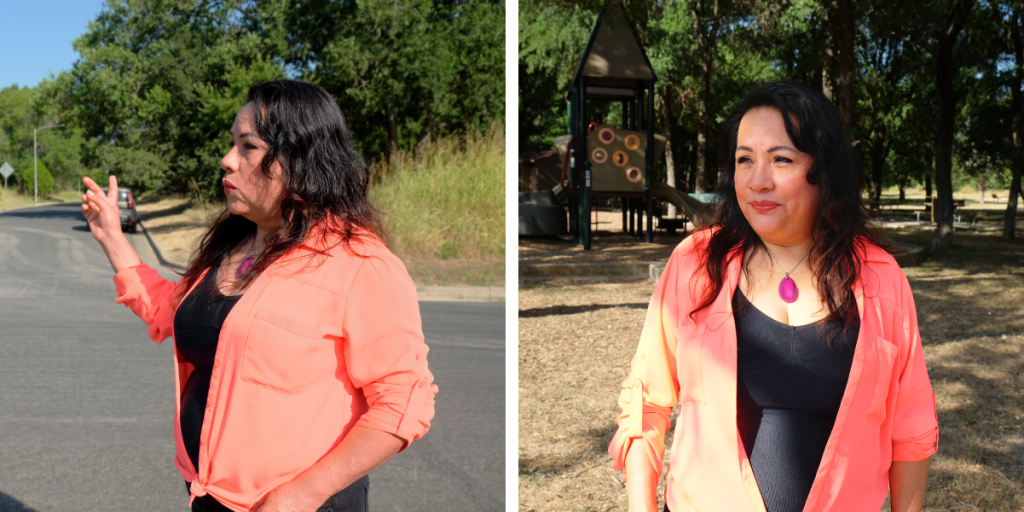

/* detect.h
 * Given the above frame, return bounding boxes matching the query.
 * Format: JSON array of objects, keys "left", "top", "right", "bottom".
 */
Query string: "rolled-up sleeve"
[
  {"left": 343, "top": 253, "right": 436, "bottom": 449},
  {"left": 608, "top": 249, "right": 682, "bottom": 480},
  {"left": 890, "top": 273, "right": 939, "bottom": 462},
  {"left": 112, "top": 263, "right": 178, "bottom": 343}
]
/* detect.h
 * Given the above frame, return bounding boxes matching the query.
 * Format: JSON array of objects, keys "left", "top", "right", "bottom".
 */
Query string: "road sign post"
[{"left": 0, "top": 162, "right": 13, "bottom": 210}]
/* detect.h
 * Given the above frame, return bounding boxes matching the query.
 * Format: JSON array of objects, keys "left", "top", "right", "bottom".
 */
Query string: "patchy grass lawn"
[
  {"left": 0, "top": 190, "right": 69, "bottom": 211},
  {"left": 519, "top": 229, "right": 1024, "bottom": 512}
]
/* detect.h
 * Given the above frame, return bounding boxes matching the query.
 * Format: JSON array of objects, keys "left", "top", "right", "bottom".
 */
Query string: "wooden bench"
[{"left": 919, "top": 198, "right": 966, "bottom": 222}]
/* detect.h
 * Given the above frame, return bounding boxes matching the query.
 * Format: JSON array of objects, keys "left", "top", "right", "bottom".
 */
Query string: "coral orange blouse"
[
  {"left": 609, "top": 231, "right": 938, "bottom": 512},
  {"left": 113, "top": 235, "right": 436, "bottom": 511}
]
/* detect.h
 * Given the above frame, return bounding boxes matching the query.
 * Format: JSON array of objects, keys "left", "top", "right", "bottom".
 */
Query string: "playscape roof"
[{"left": 569, "top": 0, "right": 657, "bottom": 97}]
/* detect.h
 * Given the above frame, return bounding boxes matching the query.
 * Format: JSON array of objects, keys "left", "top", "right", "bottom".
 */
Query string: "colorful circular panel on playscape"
[
  {"left": 598, "top": 127, "right": 615, "bottom": 144},
  {"left": 591, "top": 147, "right": 609, "bottom": 163},
  {"left": 612, "top": 151, "right": 629, "bottom": 167},
  {"left": 624, "top": 134, "right": 641, "bottom": 151},
  {"left": 626, "top": 167, "right": 643, "bottom": 183}
]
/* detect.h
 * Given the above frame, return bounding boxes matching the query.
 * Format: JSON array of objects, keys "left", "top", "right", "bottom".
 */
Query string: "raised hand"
[
  {"left": 81, "top": 176, "right": 122, "bottom": 245},
  {"left": 80, "top": 175, "right": 141, "bottom": 272}
]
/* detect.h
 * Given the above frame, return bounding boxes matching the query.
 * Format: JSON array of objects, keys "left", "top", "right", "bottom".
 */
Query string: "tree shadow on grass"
[
  {"left": 143, "top": 221, "right": 202, "bottom": 234},
  {"left": 0, "top": 492, "right": 38, "bottom": 512},
  {"left": 520, "top": 425, "right": 618, "bottom": 476},
  {"left": 138, "top": 202, "right": 191, "bottom": 221},
  {"left": 519, "top": 303, "right": 648, "bottom": 318},
  {"left": 924, "top": 339, "right": 1024, "bottom": 510}
]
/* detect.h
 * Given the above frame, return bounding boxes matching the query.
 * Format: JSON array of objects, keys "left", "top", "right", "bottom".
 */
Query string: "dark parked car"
[{"left": 87, "top": 187, "right": 139, "bottom": 233}]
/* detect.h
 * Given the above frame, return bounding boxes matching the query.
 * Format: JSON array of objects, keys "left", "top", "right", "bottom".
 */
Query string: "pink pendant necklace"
[
  {"left": 764, "top": 246, "right": 811, "bottom": 304},
  {"left": 236, "top": 237, "right": 257, "bottom": 278}
]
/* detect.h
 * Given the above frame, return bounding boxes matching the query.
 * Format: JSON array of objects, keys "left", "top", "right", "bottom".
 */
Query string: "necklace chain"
[{"left": 764, "top": 245, "right": 810, "bottom": 277}]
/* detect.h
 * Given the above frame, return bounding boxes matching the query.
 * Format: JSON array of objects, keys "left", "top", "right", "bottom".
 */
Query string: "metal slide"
[{"left": 651, "top": 182, "right": 710, "bottom": 220}]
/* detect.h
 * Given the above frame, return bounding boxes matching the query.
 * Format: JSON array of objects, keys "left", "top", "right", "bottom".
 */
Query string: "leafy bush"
[{"left": 18, "top": 161, "right": 54, "bottom": 197}]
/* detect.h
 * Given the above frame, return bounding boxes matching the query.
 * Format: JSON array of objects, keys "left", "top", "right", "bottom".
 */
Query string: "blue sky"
[{"left": 0, "top": 1, "right": 109, "bottom": 89}]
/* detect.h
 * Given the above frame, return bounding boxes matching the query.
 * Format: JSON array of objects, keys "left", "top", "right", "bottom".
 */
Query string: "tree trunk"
[
  {"left": 386, "top": 106, "right": 400, "bottom": 167},
  {"left": 693, "top": 0, "right": 719, "bottom": 193},
  {"left": 1006, "top": 1, "right": 1024, "bottom": 238},
  {"left": 933, "top": 0, "right": 974, "bottom": 249},
  {"left": 925, "top": 147, "right": 934, "bottom": 199},
  {"left": 414, "top": 132, "right": 431, "bottom": 172},
  {"left": 978, "top": 170, "right": 985, "bottom": 203},
  {"left": 836, "top": 0, "right": 855, "bottom": 133},
  {"left": 659, "top": 88, "right": 679, "bottom": 217},
  {"left": 688, "top": 139, "right": 698, "bottom": 192},
  {"left": 898, "top": 179, "right": 906, "bottom": 202},
  {"left": 869, "top": 126, "right": 885, "bottom": 210},
  {"left": 821, "top": 4, "right": 834, "bottom": 101}
]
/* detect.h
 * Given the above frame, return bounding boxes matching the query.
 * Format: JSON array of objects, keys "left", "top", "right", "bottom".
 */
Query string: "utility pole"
[{"left": 34, "top": 123, "right": 64, "bottom": 202}]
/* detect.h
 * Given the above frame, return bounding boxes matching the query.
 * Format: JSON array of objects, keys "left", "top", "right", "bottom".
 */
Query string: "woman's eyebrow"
[{"left": 735, "top": 145, "right": 797, "bottom": 153}]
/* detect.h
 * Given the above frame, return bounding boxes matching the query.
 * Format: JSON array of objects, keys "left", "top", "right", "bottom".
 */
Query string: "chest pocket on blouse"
[
  {"left": 675, "top": 323, "right": 707, "bottom": 406},
  {"left": 867, "top": 337, "right": 899, "bottom": 424},
  {"left": 240, "top": 308, "right": 321, "bottom": 394}
]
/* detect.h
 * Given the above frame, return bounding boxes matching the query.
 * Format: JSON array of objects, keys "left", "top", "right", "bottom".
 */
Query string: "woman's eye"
[
  {"left": 774, "top": 156, "right": 793, "bottom": 164},
  {"left": 737, "top": 156, "right": 752, "bottom": 164},
  {"left": 244, "top": 143, "right": 257, "bottom": 150}
]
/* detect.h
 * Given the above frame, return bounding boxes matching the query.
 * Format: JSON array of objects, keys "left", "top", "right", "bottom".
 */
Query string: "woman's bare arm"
[
  {"left": 625, "top": 440, "right": 659, "bottom": 512},
  {"left": 889, "top": 458, "right": 931, "bottom": 512},
  {"left": 81, "top": 176, "right": 142, "bottom": 272},
  {"left": 253, "top": 425, "right": 403, "bottom": 512}
]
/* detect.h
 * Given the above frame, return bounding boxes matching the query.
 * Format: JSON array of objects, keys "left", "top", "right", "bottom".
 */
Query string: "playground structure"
[{"left": 518, "top": 0, "right": 710, "bottom": 249}]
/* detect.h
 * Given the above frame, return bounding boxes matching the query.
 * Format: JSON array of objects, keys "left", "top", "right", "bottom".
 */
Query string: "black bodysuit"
[
  {"left": 733, "top": 287, "right": 859, "bottom": 512},
  {"left": 173, "top": 266, "right": 242, "bottom": 471}
]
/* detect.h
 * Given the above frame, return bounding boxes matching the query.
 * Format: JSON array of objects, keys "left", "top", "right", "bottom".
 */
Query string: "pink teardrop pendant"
[
  {"left": 779, "top": 275, "right": 799, "bottom": 303},
  {"left": 236, "top": 256, "right": 254, "bottom": 278}
]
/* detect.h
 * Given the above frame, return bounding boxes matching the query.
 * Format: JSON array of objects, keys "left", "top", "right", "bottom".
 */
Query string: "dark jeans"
[{"left": 187, "top": 475, "right": 369, "bottom": 512}]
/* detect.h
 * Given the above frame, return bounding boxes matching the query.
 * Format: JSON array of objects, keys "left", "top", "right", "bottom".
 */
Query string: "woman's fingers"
[
  {"left": 82, "top": 177, "right": 105, "bottom": 198},
  {"left": 108, "top": 175, "right": 118, "bottom": 201}
]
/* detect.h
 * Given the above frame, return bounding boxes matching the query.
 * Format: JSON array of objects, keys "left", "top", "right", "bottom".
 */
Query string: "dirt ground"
[
  {"left": 519, "top": 227, "right": 1024, "bottom": 511},
  {"left": 135, "top": 197, "right": 216, "bottom": 265}
]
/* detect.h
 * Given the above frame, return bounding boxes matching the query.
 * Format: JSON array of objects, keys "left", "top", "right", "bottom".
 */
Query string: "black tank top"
[
  {"left": 173, "top": 266, "right": 242, "bottom": 471},
  {"left": 733, "top": 287, "right": 858, "bottom": 512}
]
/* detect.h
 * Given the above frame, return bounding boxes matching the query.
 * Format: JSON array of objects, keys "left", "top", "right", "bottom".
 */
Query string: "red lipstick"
[{"left": 750, "top": 201, "right": 779, "bottom": 213}]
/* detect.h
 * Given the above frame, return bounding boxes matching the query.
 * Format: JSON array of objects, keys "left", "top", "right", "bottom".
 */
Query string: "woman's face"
[
  {"left": 221, "top": 103, "right": 286, "bottom": 230},
  {"left": 734, "top": 107, "right": 818, "bottom": 246}
]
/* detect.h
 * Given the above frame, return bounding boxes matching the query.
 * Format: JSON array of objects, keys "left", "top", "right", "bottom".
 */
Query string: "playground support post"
[
  {"left": 567, "top": 94, "right": 577, "bottom": 238},
  {"left": 582, "top": 161, "right": 592, "bottom": 250},
  {"left": 621, "top": 198, "right": 627, "bottom": 233},
  {"left": 646, "top": 82, "right": 654, "bottom": 243}
]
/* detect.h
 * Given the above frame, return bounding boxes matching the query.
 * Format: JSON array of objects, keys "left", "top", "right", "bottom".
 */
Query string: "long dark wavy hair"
[
  {"left": 692, "top": 80, "right": 884, "bottom": 330},
  {"left": 173, "top": 80, "right": 383, "bottom": 307}
]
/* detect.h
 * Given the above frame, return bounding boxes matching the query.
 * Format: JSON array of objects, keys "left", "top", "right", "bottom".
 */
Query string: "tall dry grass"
[{"left": 369, "top": 124, "right": 505, "bottom": 261}]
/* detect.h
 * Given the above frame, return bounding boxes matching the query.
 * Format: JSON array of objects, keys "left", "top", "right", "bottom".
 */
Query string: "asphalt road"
[{"left": 0, "top": 202, "right": 504, "bottom": 512}]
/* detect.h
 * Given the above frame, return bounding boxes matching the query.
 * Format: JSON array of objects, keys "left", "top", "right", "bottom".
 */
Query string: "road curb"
[
  {"left": 416, "top": 285, "right": 505, "bottom": 302},
  {"left": 138, "top": 218, "right": 188, "bottom": 272}
]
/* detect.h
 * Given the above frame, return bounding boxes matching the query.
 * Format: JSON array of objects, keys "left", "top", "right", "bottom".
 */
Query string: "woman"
[
  {"left": 82, "top": 80, "right": 436, "bottom": 512},
  {"left": 608, "top": 81, "right": 937, "bottom": 512}
]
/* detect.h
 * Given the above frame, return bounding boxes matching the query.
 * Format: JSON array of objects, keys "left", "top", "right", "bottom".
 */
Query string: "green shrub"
[
  {"left": 19, "top": 161, "right": 54, "bottom": 197},
  {"left": 369, "top": 124, "right": 504, "bottom": 261}
]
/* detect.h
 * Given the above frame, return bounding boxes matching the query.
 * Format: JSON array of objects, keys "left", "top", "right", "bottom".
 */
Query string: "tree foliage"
[
  {"left": 2, "top": 0, "right": 503, "bottom": 200},
  {"left": 520, "top": 0, "right": 1024, "bottom": 245}
]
